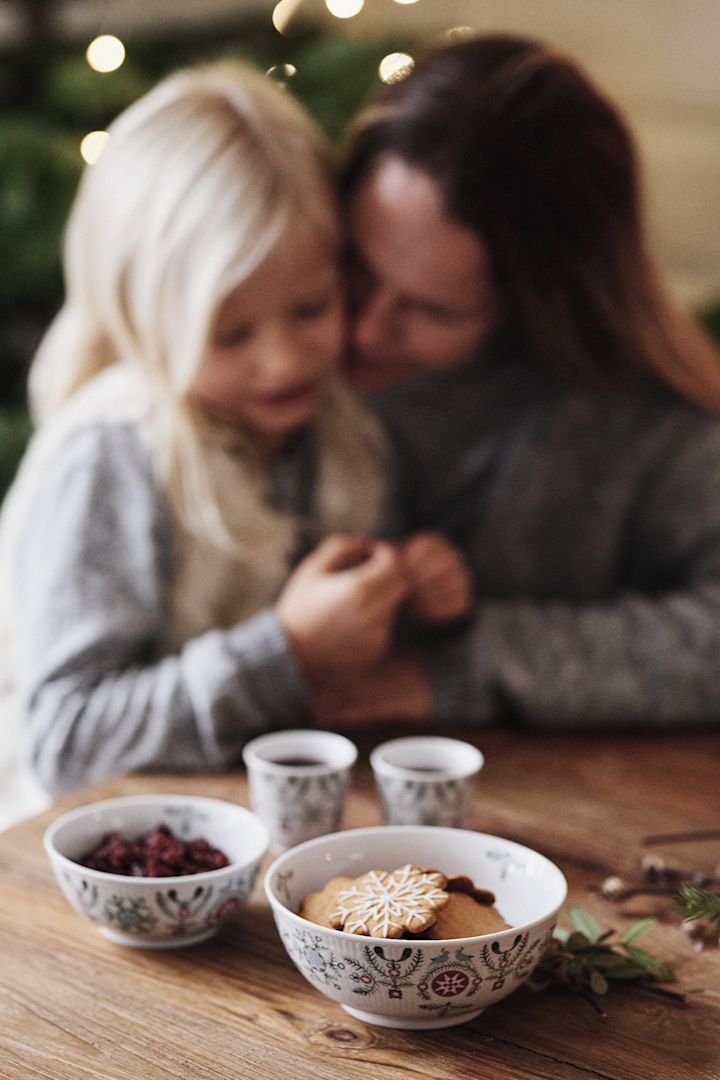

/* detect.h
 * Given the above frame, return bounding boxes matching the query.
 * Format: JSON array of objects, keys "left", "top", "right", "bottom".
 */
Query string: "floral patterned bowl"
[
  {"left": 265, "top": 826, "right": 567, "bottom": 1030},
  {"left": 44, "top": 794, "right": 269, "bottom": 949}
]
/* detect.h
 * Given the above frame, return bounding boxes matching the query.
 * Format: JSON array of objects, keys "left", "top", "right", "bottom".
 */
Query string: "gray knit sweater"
[
  {"left": 0, "top": 369, "right": 390, "bottom": 797},
  {"left": 371, "top": 333, "right": 720, "bottom": 726}
]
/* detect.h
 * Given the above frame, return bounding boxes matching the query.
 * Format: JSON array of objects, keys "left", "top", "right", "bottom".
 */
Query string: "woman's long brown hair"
[{"left": 341, "top": 35, "right": 720, "bottom": 411}]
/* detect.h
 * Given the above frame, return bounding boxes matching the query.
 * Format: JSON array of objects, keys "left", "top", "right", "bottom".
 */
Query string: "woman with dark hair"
[{"left": 320, "top": 33, "right": 720, "bottom": 727}]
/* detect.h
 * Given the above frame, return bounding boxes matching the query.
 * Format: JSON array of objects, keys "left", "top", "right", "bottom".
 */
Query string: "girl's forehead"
[{"left": 216, "top": 230, "right": 340, "bottom": 321}]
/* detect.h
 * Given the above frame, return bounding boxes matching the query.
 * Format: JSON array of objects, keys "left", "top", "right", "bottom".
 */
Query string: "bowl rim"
[
  {"left": 43, "top": 793, "right": 269, "bottom": 885},
  {"left": 264, "top": 824, "right": 568, "bottom": 947}
]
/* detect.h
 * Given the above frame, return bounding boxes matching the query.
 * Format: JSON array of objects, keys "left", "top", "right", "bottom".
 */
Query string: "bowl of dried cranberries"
[{"left": 44, "top": 794, "right": 269, "bottom": 948}]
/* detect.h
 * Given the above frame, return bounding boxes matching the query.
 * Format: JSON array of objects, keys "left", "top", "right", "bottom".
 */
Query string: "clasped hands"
[{"left": 275, "top": 531, "right": 472, "bottom": 725}]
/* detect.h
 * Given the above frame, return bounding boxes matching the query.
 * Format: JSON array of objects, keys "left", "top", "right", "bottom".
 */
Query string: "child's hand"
[
  {"left": 276, "top": 535, "right": 410, "bottom": 683},
  {"left": 401, "top": 531, "right": 473, "bottom": 623}
]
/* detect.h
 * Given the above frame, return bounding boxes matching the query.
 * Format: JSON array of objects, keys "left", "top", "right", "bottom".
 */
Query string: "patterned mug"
[
  {"left": 242, "top": 729, "right": 357, "bottom": 852},
  {"left": 370, "top": 736, "right": 484, "bottom": 828}
]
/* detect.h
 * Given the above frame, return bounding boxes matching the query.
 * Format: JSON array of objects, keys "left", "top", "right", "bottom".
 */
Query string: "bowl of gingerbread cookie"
[{"left": 264, "top": 825, "right": 567, "bottom": 1029}]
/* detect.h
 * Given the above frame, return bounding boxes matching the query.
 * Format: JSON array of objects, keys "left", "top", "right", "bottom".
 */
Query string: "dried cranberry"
[{"left": 78, "top": 822, "right": 231, "bottom": 877}]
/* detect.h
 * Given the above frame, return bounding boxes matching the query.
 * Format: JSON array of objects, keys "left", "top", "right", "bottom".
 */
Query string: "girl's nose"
[{"left": 256, "top": 326, "right": 305, "bottom": 380}]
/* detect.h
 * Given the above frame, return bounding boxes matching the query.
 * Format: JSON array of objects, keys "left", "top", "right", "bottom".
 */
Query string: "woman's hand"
[
  {"left": 401, "top": 531, "right": 473, "bottom": 623},
  {"left": 276, "top": 534, "right": 409, "bottom": 684}
]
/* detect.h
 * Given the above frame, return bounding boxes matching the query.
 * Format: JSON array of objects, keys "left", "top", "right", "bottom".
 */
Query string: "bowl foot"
[
  {"left": 341, "top": 1004, "right": 484, "bottom": 1030},
  {"left": 98, "top": 925, "right": 219, "bottom": 949}
]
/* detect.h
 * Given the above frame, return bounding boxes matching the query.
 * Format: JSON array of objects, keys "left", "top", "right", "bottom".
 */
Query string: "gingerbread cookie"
[
  {"left": 422, "top": 891, "right": 509, "bottom": 939},
  {"left": 446, "top": 874, "right": 497, "bottom": 906},
  {"left": 299, "top": 876, "right": 355, "bottom": 928},
  {"left": 330, "top": 864, "right": 449, "bottom": 938}
]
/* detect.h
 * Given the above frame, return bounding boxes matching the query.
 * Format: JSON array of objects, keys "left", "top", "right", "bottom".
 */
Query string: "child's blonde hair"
[{"left": 29, "top": 61, "right": 342, "bottom": 549}]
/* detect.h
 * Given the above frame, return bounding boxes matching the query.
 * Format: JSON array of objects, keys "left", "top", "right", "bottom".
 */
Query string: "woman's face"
[
  {"left": 190, "top": 225, "right": 344, "bottom": 450},
  {"left": 347, "top": 155, "right": 501, "bottom": 390}
]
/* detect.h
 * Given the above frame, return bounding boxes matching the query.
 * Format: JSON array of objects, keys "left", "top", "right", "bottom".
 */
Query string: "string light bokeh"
[
  {"left": 265, "top": 63, "right": 298, "bottom": 88},
  {"left": 378, "top": 51, "right": 414, "bottom": 83},
  {"left": 85, "top": 34, "right": 126, "bottom": 73},
  {"left": 79, "top": 130, "right": 111, "bottom": 165},
  {"left": 325, "top": 0, "right": 365, "bottom": 17},
  {"left": 80, "top": 0, "right": 430, "bottom": 163}
]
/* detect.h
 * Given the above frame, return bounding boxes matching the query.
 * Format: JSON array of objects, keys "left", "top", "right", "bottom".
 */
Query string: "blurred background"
[{"left": 1, "top": 0, "right": 718, "bottom": 496}]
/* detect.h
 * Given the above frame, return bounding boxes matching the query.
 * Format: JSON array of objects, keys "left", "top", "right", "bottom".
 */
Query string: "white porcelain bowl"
[
  {"left": 265, "top": 826, "right": 567, "bottom": 1030},
  {"left": 44, "top": 794, "right": 269, "bottom": 949}
]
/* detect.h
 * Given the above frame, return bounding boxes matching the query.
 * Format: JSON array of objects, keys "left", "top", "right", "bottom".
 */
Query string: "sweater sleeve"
[
  {"left": 428, "top": 421, "right": 720, "bottom": 727},
  {"left": 11, "top": 425, "right": 308, "bottom": 796}
]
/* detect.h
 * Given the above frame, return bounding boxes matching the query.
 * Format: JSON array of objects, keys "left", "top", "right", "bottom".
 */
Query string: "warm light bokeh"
[
  {"left": 85, "top": 35, "right": 126, "bottom": 73},
  {"left": 325, "top": 0, "right": 365, "bottom": 19},
  {"left": 378, "top": 52, "right": 415, "bottom": 84},
  {"left": 80, "top": 130, "right": 110, "bottom": 165}
]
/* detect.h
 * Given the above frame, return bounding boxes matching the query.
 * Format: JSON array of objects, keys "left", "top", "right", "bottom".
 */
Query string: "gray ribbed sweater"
[
  {"left": 371, "top": 334, "right": 720, "bottom": 726},
  {"left": 8, "top": 425, "right": 310, "bottom": 796},
  {"left": 0, "top": 369, "right": 390, "bottom": 797}
]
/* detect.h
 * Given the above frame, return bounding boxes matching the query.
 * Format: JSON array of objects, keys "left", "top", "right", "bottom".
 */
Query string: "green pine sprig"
[
  {"left": 528, "top": 906, "right": 683, "bottom": 1016},
  {"left": 675, "top": 883, "right": 720, "bottom": 927}
]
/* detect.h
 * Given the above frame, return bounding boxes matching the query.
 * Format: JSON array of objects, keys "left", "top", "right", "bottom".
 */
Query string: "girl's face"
[{"left": 190, "top": 225, "right": 344, "bottom": 450}]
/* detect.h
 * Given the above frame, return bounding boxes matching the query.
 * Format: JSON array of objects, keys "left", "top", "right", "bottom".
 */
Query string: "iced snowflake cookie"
[
  {"left": 300, "top": 866, "right": 510, "bottom": 939},
  {"left": 329, "top": 864, "right": 449, "bottom": 938}
]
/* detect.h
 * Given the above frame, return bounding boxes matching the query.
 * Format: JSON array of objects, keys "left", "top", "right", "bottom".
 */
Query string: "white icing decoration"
[{"left": 331, "top": 864, "right": 448, "bottom": 938}]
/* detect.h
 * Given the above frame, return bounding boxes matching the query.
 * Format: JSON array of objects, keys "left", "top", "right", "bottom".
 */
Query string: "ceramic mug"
[
  {"left": 370, "top": 736, "right": 483, "bottom": 828},
  {"left": 242, "top": 729, "right": 357, "bottom": 851}
]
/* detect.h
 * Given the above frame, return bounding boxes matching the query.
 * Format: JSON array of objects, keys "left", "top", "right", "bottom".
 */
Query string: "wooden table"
[{"left": 1, "top": 729, "right": 719, "bottom": 1079}]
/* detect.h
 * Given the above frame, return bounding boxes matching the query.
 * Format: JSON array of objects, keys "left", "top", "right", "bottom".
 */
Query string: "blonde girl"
[{"left": 0, "top": 61, "right": 440, "bottom": 807}]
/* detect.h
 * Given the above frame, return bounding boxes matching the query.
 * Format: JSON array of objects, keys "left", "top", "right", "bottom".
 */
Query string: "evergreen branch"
[{"left": 675, "top": 883, "right": 720, "bottom": 927}]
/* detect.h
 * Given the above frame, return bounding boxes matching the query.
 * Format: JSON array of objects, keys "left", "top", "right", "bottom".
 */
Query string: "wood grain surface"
[{"left": 1, "top": 728, "right": 718, "bottom": 1080}]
